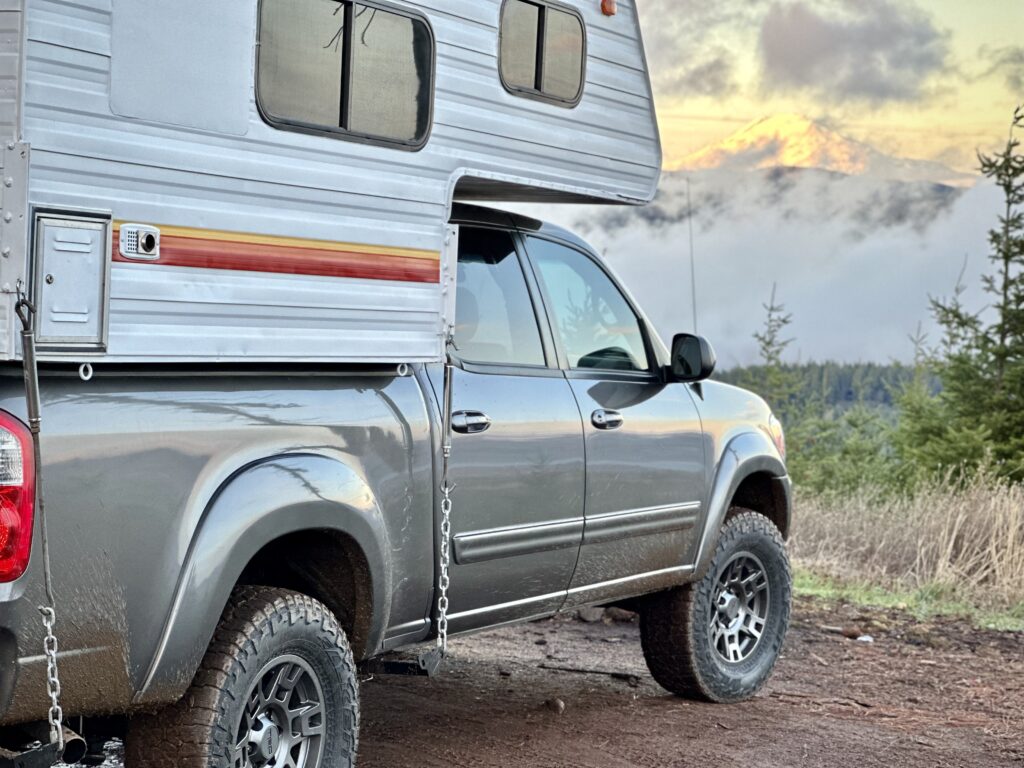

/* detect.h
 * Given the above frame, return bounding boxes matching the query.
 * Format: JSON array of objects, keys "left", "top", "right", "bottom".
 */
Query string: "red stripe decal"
[{"left": 112, "top": 231, "right": 440, "bottom": 284}]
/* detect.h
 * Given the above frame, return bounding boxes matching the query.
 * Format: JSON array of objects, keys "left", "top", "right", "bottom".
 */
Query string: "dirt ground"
[
  {"left": 357, "top": 596, "right": 1024, "bottom": 768},
  {"left": 79, "top": 595, "right": 1023, "bottom": 768}
]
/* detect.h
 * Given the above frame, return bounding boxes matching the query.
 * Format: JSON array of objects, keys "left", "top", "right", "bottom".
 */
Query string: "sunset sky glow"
[{"left": 636, "top": 0, "right": 1024, "bottom": 170}]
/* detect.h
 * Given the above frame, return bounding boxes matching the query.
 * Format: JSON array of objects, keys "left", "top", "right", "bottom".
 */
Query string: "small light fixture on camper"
[
  {"left": 601, "top": 0, "right": 617, "bottom": 16},
  {"left": 119, "top": 223, "right": 161, "bottom": 261}
]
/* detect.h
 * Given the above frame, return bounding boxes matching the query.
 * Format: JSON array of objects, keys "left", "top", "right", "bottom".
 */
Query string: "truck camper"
[{"left": 0, "top": 0, "right": 661, "bottom": 365}]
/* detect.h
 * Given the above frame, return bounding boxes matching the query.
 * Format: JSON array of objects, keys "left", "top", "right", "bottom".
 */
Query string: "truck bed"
[{"left": 0, "top": 364, "right": 437, "bottom": 723}]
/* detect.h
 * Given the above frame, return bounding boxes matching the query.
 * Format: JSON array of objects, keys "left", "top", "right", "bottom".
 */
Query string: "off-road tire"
[
  {"left": 125, "top": 586, "right": 359, "bottom": 768},
  {"left": 640, "top": 509, "right": 791, "bottom": 702}
]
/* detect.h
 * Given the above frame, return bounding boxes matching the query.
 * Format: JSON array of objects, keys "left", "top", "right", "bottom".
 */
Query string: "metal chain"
[
  {"left": 435, "top": 333, "right": 456, "bottom": 657},
  {"left": 436, "top": 482, "right": 452, "bottom": 656},
  {"left": 40, "top": 607, "right": 63, "bottom": 750},
  {"left": 15, "top": 281, "right": 64, "bottom": 751}
]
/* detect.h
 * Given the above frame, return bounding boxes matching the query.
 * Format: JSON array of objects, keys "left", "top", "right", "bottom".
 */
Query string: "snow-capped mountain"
[{"left": 674, "top": 114, "right": 977, "bottom": 187}]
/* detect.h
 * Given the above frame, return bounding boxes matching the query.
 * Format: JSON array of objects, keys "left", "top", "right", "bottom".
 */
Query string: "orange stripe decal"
[{"left": 112, "top": 224, "right": 440, "bottom": 284}]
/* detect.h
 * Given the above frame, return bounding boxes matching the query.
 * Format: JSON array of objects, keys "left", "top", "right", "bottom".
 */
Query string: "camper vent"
[{"left": 119, "top": 224, "right": 160, "bottom": 260}]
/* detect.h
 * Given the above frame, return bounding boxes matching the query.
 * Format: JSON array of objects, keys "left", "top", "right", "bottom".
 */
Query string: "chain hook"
[
  {"left": 14, "top": 279, "right": 34, "bottom": 333},
  {"left": 12, "top": 280, "right": 65, "bottom": 751}
]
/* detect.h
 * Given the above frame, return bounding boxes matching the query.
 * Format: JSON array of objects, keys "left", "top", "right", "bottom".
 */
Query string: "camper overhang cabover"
[{"left": 0, "top": 0, "right": 661, "bottom": 364}]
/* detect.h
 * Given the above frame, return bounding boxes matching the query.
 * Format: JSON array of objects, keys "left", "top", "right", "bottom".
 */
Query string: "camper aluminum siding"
[
  {"left": 0, "top": 2, "right": 24, "bottom": 360},
  {"left": 0, "top": 0, "right": 660, "bottom": 363}
]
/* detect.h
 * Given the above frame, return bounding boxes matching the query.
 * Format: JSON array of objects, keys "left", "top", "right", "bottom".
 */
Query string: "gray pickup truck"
[{"left": 0, "top": 205, "right": 791, "bottom": 768}]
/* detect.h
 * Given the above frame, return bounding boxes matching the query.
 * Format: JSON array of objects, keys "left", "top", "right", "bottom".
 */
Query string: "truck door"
[
  {"left": 427, "top": 226, "right": 585, "bottom": 633},
  {"left": 522, "top": 235, "right": 706, "bottom": 608}
]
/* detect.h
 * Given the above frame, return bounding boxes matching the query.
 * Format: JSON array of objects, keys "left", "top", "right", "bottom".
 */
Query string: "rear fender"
[{"left": 133, "top": 454, "right": 391, "bottom": 706}]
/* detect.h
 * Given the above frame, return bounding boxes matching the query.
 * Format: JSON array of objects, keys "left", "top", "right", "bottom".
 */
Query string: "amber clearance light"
[
  {"left": 768, "top": 414, "right": 786, "bottom": 462},
  {"left": 601, "top": 0, "right": 617, "bottom": 16}
]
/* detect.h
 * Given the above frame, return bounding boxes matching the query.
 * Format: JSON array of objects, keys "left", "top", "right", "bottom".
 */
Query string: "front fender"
[
  {"left": 134, "top": 454, "right": 391, "bottom": 706},
  {"left": 694, "top": 431, "right": 789, "bottom": 578}
]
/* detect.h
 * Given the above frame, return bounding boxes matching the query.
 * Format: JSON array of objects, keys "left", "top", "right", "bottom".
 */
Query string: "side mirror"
[{"left": 669, "top": 333, "right": 716, "bottom": 382}]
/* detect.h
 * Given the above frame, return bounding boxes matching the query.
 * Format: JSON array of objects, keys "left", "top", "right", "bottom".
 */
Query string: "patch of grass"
[
  {"left": 792, "top": 477, "right": 1024, "bottom": 621},
  {"left": 793, "top": 567, "right": 1024, "bottom": 632}
]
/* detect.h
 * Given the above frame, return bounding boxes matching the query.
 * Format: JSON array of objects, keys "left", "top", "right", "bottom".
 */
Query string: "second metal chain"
[
  {"left": 436, "top": 484, "right": 452, "bottom": 656},
  {"left": 435, "top": 333, "right": 456, "bottom": 657}
]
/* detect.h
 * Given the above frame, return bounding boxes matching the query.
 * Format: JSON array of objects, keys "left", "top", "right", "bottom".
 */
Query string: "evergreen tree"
[
  {"left": 746, "top": 284, "right": 802, "bottom": 426},
  {"left": 898, "top": 106, "right": 1024, "bottom": 481}
]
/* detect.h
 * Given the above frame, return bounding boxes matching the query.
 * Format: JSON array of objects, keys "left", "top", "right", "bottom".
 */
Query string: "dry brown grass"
[{"left": 792, "top": 475, "right": 1024, "bottom": 609}]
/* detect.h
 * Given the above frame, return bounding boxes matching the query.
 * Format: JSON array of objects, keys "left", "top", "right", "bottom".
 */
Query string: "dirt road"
[
  {"left": 80, "top": 595, "right": 1023, "bottom": 768},
  {"left": 358, "top": 596, "right": 1024, "bottom": 768}
]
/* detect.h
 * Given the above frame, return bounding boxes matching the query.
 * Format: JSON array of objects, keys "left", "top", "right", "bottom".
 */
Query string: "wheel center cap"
[
  {"left": 258, "top": 723, "right": 280, "bottom": 761},
  {"left": 719, "top": 590, "right": 741, "bottom": 622}
]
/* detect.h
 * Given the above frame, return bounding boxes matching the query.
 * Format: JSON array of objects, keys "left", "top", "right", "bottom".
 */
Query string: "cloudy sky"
[
  {"left": 638, "top": 0, "right": 1022, "bottom": 171},
  {"left": 515, "top": 0, "right": 1022, "bottom": 367}
]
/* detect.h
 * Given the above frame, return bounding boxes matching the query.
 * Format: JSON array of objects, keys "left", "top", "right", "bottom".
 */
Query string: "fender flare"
[
  {"left": 133, "top": 453, "right": 392, "bottom": 706},
  {"left": 694, "top": 431, "right": 789, "bottom": 578}
]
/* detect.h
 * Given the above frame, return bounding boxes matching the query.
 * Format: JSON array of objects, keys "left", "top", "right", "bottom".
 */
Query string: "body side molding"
[
  {"left": 452, "top": 517, "right": 584, "bottom": 565},
  {"left": 450, "top": 502, "right": 702, "bottom": 566},
  {"left": 583, "top": 502, "right": 701, "bottom": 546}
]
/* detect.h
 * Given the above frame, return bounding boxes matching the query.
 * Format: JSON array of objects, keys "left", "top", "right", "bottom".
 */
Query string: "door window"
[
  {"left": 528, "top": 238, "right": 650, "bottom": 372},
  {"left": 455, "top": 229, "right": 546, "bottom": 367}
]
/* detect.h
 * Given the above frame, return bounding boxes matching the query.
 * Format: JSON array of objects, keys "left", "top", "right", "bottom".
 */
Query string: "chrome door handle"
[
  {"left": 452, "top": 410, "right": 492, "bottom": 434},
  {"left": 591, "top": 409, "right": 624, "bottom": 430}
]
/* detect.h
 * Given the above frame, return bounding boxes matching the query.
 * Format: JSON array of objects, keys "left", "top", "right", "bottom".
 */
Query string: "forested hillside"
[{"left": 717, "top": 361, "right": 923, "bottom": 411}]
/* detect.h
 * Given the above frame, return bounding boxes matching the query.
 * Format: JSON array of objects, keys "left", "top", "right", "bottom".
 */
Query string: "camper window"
[
  {"left": 257, "top": 0, "right": 434, "bottom": 148},
  {"left": 500, "top": 0, "right": 585, "bottom": 106}
]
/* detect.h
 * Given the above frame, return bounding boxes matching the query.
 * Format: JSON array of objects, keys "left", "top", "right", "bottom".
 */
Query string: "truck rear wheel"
[
  {"left": 640, "top": 509, "right": 791, "bottom": 702},
  {"left": 126, "top": 587, "right": 358, "bottom": 768}
]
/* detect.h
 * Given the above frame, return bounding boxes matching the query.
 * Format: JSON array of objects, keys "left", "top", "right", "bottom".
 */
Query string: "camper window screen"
[
  {"left": 258, "top": 0, "right": 433, "bottom": 147},
  {"left": 500, "top": 0, "right": 585, "bottom": 106}
]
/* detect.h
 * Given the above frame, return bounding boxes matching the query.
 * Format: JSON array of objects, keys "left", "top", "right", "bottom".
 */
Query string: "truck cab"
[{"left": 439, "top": 205, "right": 718, "bottom": 631}]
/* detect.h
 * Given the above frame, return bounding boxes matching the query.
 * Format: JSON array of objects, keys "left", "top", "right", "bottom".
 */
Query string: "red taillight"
[{"left": 0, "top": 411, "right": 33, "bottom": 583}]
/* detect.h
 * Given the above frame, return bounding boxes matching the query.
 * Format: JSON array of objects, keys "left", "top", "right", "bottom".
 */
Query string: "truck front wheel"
[
  {"left": 640, "top": 509, "right": 792, "bottom": 702},
  {"left": 126, "top": 587, "right": 359, "bottom": 768}
]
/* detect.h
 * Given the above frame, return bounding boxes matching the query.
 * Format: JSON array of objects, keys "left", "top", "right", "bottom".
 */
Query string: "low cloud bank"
[{"left": 511, "top": 169, "right": 999, "bottom": 367}]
